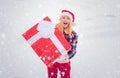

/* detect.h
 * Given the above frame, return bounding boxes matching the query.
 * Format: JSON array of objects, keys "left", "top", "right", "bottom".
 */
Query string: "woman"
[{"left": 47, "top": 10, "right": 78, "bottom": 78}]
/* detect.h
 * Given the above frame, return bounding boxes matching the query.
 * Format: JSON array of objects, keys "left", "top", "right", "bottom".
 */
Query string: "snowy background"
[{"left": 0, "top": 0, "right": 120, "bottom": 78}]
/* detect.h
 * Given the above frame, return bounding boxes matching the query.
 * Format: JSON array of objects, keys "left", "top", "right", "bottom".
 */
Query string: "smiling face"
[{"left": 59, "top": 16, "right": 71, "bottom": 28}]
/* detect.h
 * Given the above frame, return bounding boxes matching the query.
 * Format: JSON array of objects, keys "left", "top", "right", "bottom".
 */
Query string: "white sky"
[{"left": 0, "top": 0, "right": 120, "bottom": 78}]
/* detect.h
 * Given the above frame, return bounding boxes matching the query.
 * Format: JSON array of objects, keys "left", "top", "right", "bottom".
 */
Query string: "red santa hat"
[{"left": 60, "top": 10, "right": 75, "bottom": 22}]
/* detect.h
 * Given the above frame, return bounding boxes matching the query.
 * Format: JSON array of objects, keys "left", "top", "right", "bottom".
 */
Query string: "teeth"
[{"left": 64, "top": 23, "right": 67, "bottom": 24}]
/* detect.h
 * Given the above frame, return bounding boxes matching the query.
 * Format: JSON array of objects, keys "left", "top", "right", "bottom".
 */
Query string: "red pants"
[{"left": 47, "top": 62, "right": 71, "bottom": 78}]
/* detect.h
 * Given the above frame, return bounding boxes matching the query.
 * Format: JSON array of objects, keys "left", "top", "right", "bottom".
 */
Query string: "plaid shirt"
[{"left": 63, "top": 31, "right": 78, "bottom": 59}]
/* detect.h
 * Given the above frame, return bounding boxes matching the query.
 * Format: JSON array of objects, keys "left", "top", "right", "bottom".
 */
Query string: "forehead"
[{"left": 60, "top": 15, "right": 71, "bottom": 19}]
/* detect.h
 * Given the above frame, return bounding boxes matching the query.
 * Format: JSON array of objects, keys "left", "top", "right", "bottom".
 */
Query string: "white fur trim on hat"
[{"left": 60, "top": 12, "right": 73, "bottom": 22}]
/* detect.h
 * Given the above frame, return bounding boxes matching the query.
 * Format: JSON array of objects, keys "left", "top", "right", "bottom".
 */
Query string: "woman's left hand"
[{"left": 54, "top": 54, "right": 70, "bottom": 63}]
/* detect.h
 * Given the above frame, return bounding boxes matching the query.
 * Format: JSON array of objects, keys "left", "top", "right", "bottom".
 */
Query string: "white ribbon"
[{"left": 27, "top": 21, "right": 67, "bottom": 55}]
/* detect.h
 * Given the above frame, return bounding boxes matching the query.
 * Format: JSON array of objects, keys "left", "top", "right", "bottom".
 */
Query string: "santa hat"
[{"left": 60, "top": 10, "right": 75, "bottom": 23}]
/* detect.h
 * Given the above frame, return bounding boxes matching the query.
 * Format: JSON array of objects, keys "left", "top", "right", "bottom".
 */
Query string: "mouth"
[{"left": 63, "top": 22, "right": 68, "bottom": 25}]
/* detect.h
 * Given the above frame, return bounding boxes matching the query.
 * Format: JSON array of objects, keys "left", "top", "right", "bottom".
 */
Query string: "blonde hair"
[{"left": 56, "top": 22, "right": 73, "bottom": 37}]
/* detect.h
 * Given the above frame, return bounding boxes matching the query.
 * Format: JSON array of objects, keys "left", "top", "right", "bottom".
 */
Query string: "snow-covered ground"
[{"left": 0, "top": 0, "right": 120, "bottom": 78}]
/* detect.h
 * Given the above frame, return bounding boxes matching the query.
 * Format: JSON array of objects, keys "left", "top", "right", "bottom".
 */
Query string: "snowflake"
[
  {"left": 117, "top": 56, "right": 120, "bottom": 60},
  {"left": 0, "top": 41, "right": 5, "bottom": 45},
  {"left": 1, "top": 33, "right": 5, "bottom": 39},
  {"left": 42, "top": 57, "right": 45, "bottom": 61},
  {"left": 51, "top": 72, "right": 54, "bottom": 76},
  {"left": 0, "top": 70, "right": 2, "bottom": 75},
  {"left": 64, "top": 68, "right": 67, "bottom": 71},
  {"left": 61, "top": 71, "right": 65, "bottom": 76},
  {"left": 55, "top": 50, "right": 58, "bottom": 53},
  {"left": 116, "top": 4, "right": 120, "bottom": 8},
  {"left": 38, "top": 4, "right": 43, "bottom": 8},
  {"left": 47, "top": 56, "right": 51, "bottom": 60}
]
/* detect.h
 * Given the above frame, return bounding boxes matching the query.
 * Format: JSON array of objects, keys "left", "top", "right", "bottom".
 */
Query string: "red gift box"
[{"left": 22, "top": 16, "right": 71, "bottom": 67}]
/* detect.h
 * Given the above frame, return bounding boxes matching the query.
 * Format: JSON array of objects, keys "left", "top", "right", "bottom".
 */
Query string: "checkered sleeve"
[{"left": 68, "top": 32, "right": 78, "bottom": 59}]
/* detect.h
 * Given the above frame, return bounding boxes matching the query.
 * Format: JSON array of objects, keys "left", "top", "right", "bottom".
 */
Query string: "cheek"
[{"left": 67, "top": 21, "right": 71, "bottom": 25}]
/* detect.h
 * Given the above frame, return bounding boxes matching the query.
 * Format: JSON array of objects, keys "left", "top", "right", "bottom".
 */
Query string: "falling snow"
[
  {"left": 61, "top": 72, "right": 65, "bottom": 77},
  {"left": 0, "top": 0, "right": 120, "bottom": 78}
]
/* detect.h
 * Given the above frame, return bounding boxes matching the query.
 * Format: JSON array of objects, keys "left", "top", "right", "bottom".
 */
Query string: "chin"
[{"left": 63, "top": 25, "right": 68, "bottom": 28}]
